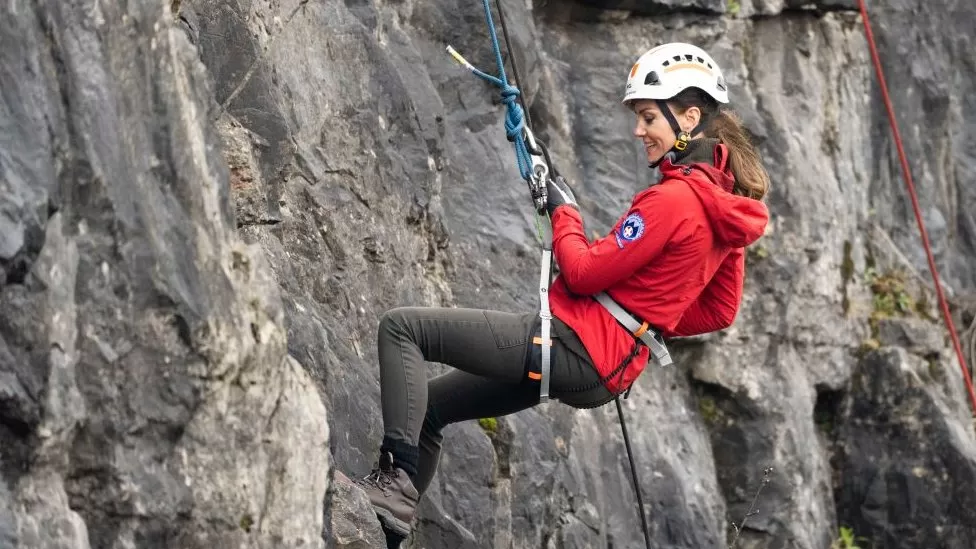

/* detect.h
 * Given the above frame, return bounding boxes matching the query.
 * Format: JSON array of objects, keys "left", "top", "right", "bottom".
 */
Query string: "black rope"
[{"left": 616, "top": 398, "right": 653, "bottom": 549}]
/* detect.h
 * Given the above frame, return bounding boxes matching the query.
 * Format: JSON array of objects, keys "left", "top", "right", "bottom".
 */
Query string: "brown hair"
[{"left": 668, "top": 88, "right": 770, "bottom": 201}]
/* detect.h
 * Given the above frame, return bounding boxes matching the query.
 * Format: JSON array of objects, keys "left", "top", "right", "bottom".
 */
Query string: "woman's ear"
[{"left": 681, "top": 106, "right": 702, "bottom": 132}]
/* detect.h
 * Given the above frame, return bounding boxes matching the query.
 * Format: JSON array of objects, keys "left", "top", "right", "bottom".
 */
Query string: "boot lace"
[{"left": 358, "top": 466, "right": 397, "bottom": 489}]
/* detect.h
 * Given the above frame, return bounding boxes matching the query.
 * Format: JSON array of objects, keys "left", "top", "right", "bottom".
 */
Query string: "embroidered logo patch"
[{"left": 617, "top": 212, "right": 645, "bottom": 245}]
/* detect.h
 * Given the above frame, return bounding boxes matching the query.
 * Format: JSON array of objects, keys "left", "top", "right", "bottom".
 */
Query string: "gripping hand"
[{"left": 546, "top": 176, "right": 578, "bottom": 217}]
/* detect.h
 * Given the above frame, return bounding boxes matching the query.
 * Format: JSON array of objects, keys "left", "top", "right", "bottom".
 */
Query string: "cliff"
[{"left": 2, "top": 0, "right": 975, "bottom": 548}]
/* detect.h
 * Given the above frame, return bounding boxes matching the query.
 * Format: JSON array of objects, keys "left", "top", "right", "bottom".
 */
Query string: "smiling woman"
[
  {"left": 351, "top": 40, "right": 771, "bottom": 542},
  {"left": 624, "top": 43, "right": 769, "bottom": 200}
]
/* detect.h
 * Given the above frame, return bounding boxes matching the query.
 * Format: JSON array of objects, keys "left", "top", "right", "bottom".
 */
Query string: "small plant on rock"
[
  {"left": 862, "top": 267, "right": 917, "bottom": 349},
  {"left": 831, "top": 526, "right": 868, "bottom": 549},
  {"left": 728, "top": 467, "right": 773, "bottom": 548},
  {"left": 865, "top": 267, "right": 914, "bottom": 318},
  {"left": 478, "top": 417, "right": 498, "bottom": 433}
]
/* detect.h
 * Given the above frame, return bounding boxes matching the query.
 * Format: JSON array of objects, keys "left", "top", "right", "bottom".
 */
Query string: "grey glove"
[{"left": 546, "top": 175, "right": 578, "bottom": 216}]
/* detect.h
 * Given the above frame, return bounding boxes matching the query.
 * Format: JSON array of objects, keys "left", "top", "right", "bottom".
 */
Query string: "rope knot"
[
  {"left": 501, "top": 84, "right": 524, "bottom": 140},
  {"left": 500, "top": 88, "right": 531, "bottom": 179},
  {"left": 448, "top": 5, "right": 535, "bottom": 182},
  {"left": 500, "top": 83, "right": 521, "bottom": 101}
]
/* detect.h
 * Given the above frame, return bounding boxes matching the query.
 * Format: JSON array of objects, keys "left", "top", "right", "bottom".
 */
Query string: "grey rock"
[
  {"left": 572, "top": 0, "right": 727, "bottom": 16},
  {"left": 5, "top": 0, "right": 975, "bottom": 547},
  {"left": 325, "top": 471, "right": 387, "bottom": 549},
  {"left": 742, "top": 0, "right": 859, "bottom": 17},
  {"left": 876, "top": 317, "right": 947, "bottom": 357},
  {"left": 832, "top": 348, "right": 976, "bottom": 548},
  {"left": 411, "top": 497, "right": 481, "bottom": 549},
  {"left": 1, "top": 1, "right": 330, "bottom": 548},
  {"left": 552, "top": 513, "right": 601, "bottom": 549},
  {"left": 433, "top": 422, "right": 496, "bottom": 539},
  {"left": 189, "top": 0, "right": 974, "bottom": 544},
  {"left": 0, "top": 478, "right": 16, "bottom": 549}
]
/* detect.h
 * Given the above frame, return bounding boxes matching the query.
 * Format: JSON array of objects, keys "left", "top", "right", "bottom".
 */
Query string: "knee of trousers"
[{"left": 378, "top": 307, "right": 413, "bottom": 339}]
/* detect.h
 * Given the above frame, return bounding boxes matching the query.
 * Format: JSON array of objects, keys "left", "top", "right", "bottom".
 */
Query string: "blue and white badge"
[{"left": 615, "top": 212, "right": 645, "bottom": 247}]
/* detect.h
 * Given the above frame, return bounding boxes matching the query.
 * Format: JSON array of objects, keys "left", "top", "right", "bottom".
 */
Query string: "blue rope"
[{"left": 451, "top": 0, "right": 533, "bottom": 181}]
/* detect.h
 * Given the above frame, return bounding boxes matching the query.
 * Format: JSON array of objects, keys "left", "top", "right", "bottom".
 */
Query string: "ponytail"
[
  {"left": 706, "top": 108, "right": 770, "bottom": 200},
  {"left": 668, "top": 88, "right": 770, "bottom": 201}
]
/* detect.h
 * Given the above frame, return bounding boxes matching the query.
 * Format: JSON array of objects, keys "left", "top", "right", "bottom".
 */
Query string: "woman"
[{"left": 352, "top": 42, "right": 770, "bottom": 537}]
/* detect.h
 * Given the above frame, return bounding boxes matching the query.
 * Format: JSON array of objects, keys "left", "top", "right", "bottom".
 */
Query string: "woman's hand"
[{"left": 546, "top": 176, "right": 579, "bottom": 216}]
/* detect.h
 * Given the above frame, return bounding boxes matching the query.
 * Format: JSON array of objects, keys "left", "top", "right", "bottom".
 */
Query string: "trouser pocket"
[{"left": 481, "top": 310, "right": 534, "bottom": 348}]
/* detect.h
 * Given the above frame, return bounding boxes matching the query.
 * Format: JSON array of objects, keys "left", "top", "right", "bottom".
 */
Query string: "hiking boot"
[{"left": 354, "top": 451, "right": 419, "bottom": 536}]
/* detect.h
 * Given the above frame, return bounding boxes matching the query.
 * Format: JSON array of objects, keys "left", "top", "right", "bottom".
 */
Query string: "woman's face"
[{"left": 631, "top": 99, "right": 699, "bottom": 164}]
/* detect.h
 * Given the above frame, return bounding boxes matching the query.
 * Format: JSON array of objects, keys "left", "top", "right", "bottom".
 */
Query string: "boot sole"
[{"left": 372, "top": 506, "right": 412, "bottom": 537}]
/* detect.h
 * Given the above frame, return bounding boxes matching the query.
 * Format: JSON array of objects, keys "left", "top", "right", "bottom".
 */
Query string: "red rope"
[{"left": 857, "top": 0, "right": 976, "bottom": 416}]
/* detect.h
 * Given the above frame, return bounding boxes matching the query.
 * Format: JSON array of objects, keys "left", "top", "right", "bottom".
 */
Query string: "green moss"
[
  {"left": 240, "top": 514, "right": 254, "bottom": 533},
  {"left": 698, "top": 396, "right": 719, "bottom": 424},
  {"left": 727, "top": 0, "right": 741, "bottom": 15},
  {"left": 831, "top": 526, "right": 867, "bottom": 549},
  {"left": 478, "top": 417, "right": 498, "bottom": 433},
  {"left": 747, "top": 244, "right": 769, "bottom": 262},
  {"left": 865, "top": 267, "right": 914, "bottom": 320}
]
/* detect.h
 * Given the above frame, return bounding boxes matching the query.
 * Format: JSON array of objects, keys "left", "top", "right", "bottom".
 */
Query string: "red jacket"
[{"left": 549, "top": 144, "right": 769, "bottom": 394}]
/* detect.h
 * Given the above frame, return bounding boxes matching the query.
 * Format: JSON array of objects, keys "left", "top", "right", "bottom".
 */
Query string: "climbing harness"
[
  {"left": 858, "top": 0, "right": 976, "bottom": 416},
  {"left": 596, "top": 292, "right": 673, "bottom": 368}
]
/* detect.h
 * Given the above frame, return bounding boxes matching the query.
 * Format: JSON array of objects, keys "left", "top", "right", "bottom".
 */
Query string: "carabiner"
[
  {"left": 519, "top": 127, "right": 547, "bottom": 212},
  {"left": 523, "top": 127, "right": 549, "bottom": 181}
]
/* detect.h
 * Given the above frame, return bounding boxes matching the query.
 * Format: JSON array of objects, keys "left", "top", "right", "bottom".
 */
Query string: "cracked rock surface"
[
  {"left": 3, "top": 0, "right": 975, "bottom": 548},
  {"left": 2, "top": 1, "right": 328, "bottom": 547}
]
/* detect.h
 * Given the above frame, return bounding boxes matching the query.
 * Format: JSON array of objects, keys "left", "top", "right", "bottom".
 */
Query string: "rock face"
[
  {"left": 4, "top": 0, "right": 976, "bottom": 548},
  {"left": 325, "top": 472, "right": 387, "bottom": 549},
  {"left": 832, "top": 346, "right": 976, "bottom": 549},
  {"left": 1, "top": 1, "right": 329, "bottom": 547}
]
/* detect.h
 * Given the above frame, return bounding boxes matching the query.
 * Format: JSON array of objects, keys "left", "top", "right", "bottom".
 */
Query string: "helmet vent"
[{"left": 644, "top": 71, "right": 661, "bottom": 85}]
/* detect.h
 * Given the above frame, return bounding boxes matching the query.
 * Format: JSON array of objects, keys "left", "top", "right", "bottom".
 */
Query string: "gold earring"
[{"left": 674, "top": 131, "right": 691, "bottom": 151}]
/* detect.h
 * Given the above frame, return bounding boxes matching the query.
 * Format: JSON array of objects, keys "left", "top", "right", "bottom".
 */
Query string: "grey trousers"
[{"left": 377, "top": 306, "right": 614, "bottom": 495}]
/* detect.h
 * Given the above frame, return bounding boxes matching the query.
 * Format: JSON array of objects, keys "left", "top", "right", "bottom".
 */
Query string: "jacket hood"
[{"left": 660, "top": 142, "right": 769, "bottom": 248}]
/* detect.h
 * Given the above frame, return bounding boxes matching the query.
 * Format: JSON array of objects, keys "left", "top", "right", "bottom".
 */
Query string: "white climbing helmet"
[{"left": 622, "top": 42, "right": 729, "bottom": 105}]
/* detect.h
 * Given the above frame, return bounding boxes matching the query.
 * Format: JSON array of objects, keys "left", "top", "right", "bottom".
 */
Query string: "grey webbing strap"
[
  {"left": 538, "top": 246, "right": 553, "bottom": 402},
  {"left": 526, "top": 127, "right": 554, "bottom": 403},
  {"left": 594, "top": 292, "right": 673, "bottom": 367}
]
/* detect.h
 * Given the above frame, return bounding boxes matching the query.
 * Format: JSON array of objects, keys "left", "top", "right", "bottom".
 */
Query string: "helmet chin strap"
[{"left": 648, "top": 99, "right": 703, "bottom": 169}]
